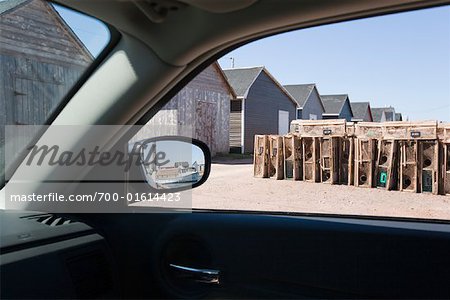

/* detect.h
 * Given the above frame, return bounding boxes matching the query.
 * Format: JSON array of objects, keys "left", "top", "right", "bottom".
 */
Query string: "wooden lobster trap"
[
  {"left": 354, "top": 123, "right": 382, "bottom": 188},
  {"left": 319, "top": 137, "right": 340, "bottom": 184},
  {"left": 375, "top": 140, "right": 399, "bottom": 190},
  {"left": 418, "top": 140, "right": 439, "bottom": 194},
  {"left": 440, "top": 124, "right": 450, "bottom": 195},
  {"left": 283, "top": 134, "right": 303, "bottom": 180},
  {"left": 253, "top": 135, "right": 269, "bottom": 178},
  {"left": 344, "top": 122, "right": 355, "bottom": 185},
  {"left": 341, "top": 136, "right": 354, "bottom": 185},
  {"left": 354, "top": 139, "right": 377, "bottom": 188},
  {"left": 291, "top": 119, "right": 347, "bottom": 184},
  {"left": 268, "top": 135, "right": 284, "bottom": 180},
  {"left": 399, "top": 140, "right": 419, "bottom": 192},
  {"left": 383, "top": 121, "right": 439, "bottom": 194}
]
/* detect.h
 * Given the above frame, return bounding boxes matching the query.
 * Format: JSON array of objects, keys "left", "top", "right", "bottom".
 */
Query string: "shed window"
[{"left": 231, "top": 100, "right": 242, "bottom": 112}]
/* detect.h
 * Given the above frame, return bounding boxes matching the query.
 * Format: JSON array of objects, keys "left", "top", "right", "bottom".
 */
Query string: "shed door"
[
  {"left": 196, "top": 100, "right": 216, "bottom": 154},
  {"left": 278, "top": 110, "right": 289, "bottom": 135}
]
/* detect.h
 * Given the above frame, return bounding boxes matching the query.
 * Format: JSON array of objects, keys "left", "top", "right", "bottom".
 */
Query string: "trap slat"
[
  {"left": 346, "top": 122, "right": 355, "bottom": 138},
  {"left": 443, "top": 143, "right": 450, "bottom": 195},
  {"left": 355, "top": 122, "right": 383, "bottom": 139},
  {"left": 440, "top": 124, "right": 450, "bottom": 195},
  {"left": 290, "top": 119, "right": 346, "bottom": 137}
]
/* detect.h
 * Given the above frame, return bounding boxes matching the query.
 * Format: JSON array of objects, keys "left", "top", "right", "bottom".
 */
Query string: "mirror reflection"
[{"left": 140, "top": 140, "right": 206, "bottom": 189}]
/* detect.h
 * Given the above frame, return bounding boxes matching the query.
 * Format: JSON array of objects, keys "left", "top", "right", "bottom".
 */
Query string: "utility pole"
[{"left": 229, "top": 57, "right": 235, "bottom": 68}]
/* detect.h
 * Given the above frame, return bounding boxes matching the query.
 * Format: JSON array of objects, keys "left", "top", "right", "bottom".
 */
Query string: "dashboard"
[{"left": 0, "top": 210, "right": 118, "bottom": 299}]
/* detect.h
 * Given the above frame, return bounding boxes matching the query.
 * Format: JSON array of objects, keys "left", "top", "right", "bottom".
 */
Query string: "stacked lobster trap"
[
  {"left": 438, "top": 124, "right": 450, "bottom": 195},
  {"left": 254, "top": 119, "right": 450, "bottom": 196}
]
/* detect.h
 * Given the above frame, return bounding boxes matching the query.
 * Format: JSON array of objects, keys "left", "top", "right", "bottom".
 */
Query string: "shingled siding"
[
  {"left": 340, "top": 100, "right": 353, "bottom": 121},
  {"left": 0, "top": 0, "right": 91, "bottom": 67},
  {"left": 140, "top": 64, "right": 232, "bottom": 156},
  {"left": 301, "top": 89, "right": 323, "bottom": 120},
  {"left": 323, "top": 100, "right": 353, "bottom": 121},
  {"left": 244, "top": 72, "right": 296, "bottom": 153}
]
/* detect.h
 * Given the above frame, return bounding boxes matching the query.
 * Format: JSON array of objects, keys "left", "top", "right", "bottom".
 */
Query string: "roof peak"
[
  {"left": 321, "top": 94, "right": 349, "bottom": 97},
  {"left": 283, "top": 83, "right": 316, "bottom": 87},
  {"left": 222, "top": 65, "right": 264, "bottom": 71}
]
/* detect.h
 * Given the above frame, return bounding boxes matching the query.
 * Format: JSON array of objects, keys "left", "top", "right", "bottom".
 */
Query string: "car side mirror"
[{"left": 133, "top": 136, "right": 211, "bottom": 192}]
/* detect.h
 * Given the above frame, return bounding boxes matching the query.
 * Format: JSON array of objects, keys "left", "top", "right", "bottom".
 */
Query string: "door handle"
[{"left": 169, "top": 263, "right": 220, "bottom": 285}]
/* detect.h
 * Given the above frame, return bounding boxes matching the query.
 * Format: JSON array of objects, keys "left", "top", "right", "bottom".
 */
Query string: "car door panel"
[{"left": 83, "top": 212, "right": 450, "bottom": 299}]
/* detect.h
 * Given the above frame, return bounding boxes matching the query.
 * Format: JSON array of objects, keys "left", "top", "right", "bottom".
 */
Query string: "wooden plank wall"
[
  {"left": 0, "top": 0, "right": 91, "bottom": 68},
  {"left": 0, "top": 54, "right": 85, "bottom": 126}
]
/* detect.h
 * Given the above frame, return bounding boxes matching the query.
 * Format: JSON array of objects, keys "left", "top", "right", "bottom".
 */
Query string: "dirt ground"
[{"left": 192, "top": 160, "right": 450, "bottom": 220}]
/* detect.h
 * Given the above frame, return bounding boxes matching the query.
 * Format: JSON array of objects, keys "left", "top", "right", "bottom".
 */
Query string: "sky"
[
  {"left": 218, "top": 6, "right": 450, "bottom": 122},
  {"left": 142, "top": 141, "right": 205, "bottom": 168},
  {"left": 54, "top": 3, "right": 449, "bottom": 122},
  {"left": 52, "top": 4, "right": 110, "bottom": 58}
]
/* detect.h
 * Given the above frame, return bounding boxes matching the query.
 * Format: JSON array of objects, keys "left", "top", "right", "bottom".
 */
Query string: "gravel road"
[{"left": 192, "top": 161, "right": 450, "bottom": 220}]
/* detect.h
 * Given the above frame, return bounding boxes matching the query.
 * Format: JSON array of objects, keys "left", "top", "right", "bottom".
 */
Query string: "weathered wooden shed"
[
  {"left": 284, "top": 83, "right": 325, "bottom": 120},
  {"left": 223, "top": 66, "right": 298, "bottom": 154},
  {"left": 141, "top": 62, "right": 235, "bottom": 156},
  {"left": 320, "top": 94, "right": 354, "bottom": 121},
  {"left": 0, "top": 0, "right": 93, "bottom": 126}
]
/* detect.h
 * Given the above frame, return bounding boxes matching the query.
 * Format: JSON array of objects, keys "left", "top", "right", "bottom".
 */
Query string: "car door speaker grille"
[{"left": 22, "top": 214, "right": 76, "bottom": 226}]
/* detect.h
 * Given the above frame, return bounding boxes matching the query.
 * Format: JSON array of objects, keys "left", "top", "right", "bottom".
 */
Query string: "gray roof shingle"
[
  {"left": 223, "top": 67, "right": 264, "bottom": 97},
  {"left": 321, "top": 94, "right": 349, "bottom": 115},
  {"left": 371, "top": 108, "right": 384, "bottom": 122},
  {"left": 283, "top": 84, "right": 315, "bottom": 107},
  {"left": 371, "top": 107, "right": 396, "bottom": 122},
  {"left": 384, "top": 110, "right": 394, "bottom": 121},
  {"left": 350, "top": 102, "right": 370, "bottom": 120},
  {"left": 0, "top": 0, "right": 29, "bottom": 14}
]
